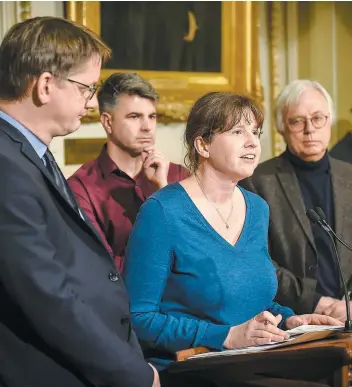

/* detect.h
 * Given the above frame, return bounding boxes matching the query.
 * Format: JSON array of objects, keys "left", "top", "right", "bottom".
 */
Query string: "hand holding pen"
[{"left": 223, "top": 311, "right": 290, "bottom": 349}]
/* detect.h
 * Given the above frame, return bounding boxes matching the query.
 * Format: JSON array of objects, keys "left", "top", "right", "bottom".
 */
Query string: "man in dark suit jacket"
[
  {"left": 330, "top": 130, "right": 352, "bottom": 164},
  {"left": 240, "top": 80, "right": 352, "bottom": 319},
  {"left": 0, "top": 17, "right": 159, "bottom": 387}
]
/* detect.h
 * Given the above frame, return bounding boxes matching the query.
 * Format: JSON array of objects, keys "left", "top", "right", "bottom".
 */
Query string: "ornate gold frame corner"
[
  {"left": 66, "top": 1, "right": 262, "bottom": 124},
  {"left": 17, "top": 1, "right": 31, "bottom": 21}
]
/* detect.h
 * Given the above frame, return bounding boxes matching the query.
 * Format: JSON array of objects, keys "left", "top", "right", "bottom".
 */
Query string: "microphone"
[
  {"left": 315, "top": 207, "right": 352, "bottom": 252},
  {"left": 306, "top": 208, "right": 352, "bottom": 332}
]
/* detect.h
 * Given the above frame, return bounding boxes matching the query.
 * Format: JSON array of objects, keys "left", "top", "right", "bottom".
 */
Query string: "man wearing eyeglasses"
[
  {"left": 0, "top": 17, "right": 160, "bottom": 387},
  {"left": 240, "top": 79, "right": 352, "bottom": 321}
]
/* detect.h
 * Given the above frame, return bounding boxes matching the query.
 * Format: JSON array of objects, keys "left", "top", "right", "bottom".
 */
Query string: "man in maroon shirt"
[{"left": 68, "top": 73, "right": 188, "bottom": 271}]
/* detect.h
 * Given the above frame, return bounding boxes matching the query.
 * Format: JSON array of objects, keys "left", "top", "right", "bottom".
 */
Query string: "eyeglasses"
[
  {"left": 287, "top": 114, "right": 329, "bottom": 133},
  {"left": 67, "top": 78, "right": 98, "bottom": 101}
]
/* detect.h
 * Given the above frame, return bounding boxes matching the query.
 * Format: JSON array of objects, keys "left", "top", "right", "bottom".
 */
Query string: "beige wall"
[
  {"left": 334, "top": 2, "right": 352, "bottom": 142},
  {"left": 297, "top": 2, "right": 352, "bottom": 147}
]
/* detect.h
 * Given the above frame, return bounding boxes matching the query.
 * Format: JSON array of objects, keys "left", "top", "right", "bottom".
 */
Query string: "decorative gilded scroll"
[
  {"left": 65, "top": 138, "right": 106, "bottom": 165},
  {"left": 268, "top": 2, "right": 287, "bottom": 156},
  {"left": 18, "top": 1, "right": 31, "bottom": 21}
]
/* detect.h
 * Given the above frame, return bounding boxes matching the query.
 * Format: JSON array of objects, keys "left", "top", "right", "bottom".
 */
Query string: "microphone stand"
[
  {"left": 315, "top": 207, "right": 352, "bottom": 252},
  {"left": 306, "top": 209, "right": 352, "bottom": 332}
]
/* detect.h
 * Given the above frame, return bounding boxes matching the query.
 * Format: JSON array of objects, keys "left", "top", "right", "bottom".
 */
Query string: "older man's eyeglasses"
[
  {"left": 287, "top": 114, "right": 329, "bottom": 133},
  {"left": 67, "top": 78, "right": 98, "bottom": 101}
]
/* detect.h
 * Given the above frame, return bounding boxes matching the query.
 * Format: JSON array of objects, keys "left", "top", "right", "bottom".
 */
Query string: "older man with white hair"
[{"left": 240, "top": 79, "right": 352, "bottom": 321}]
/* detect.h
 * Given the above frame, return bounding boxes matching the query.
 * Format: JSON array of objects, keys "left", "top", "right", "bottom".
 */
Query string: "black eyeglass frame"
[{"left": 67, "top": 78, "right": 98, "bottom": 101}]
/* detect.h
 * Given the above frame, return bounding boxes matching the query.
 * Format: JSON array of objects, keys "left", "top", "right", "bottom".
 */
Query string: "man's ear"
[
  {"left": 194, "top": 136, "right": 210, "bottom": 159},
  {"left": 36, "top": 72, "right": 55, "bottom": 105},
  {"left": 100, "top": 112, "right": 113, "bottom": 135}
]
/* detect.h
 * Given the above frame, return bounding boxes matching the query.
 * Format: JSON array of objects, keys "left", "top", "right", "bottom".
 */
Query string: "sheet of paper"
[
  {"left": 286, "top": 324, "right": 344, "bottom": 336},
  {"left": 188, "top": 338, "right": 297, "bottom": 359},
  {"left": 188, "top": 325, "right": 344, "bottom": 360}
]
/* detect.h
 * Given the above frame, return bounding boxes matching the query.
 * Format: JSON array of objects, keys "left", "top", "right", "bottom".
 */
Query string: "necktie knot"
[{"left": 44, "top": 149, "right": 55, "bottom": 165}]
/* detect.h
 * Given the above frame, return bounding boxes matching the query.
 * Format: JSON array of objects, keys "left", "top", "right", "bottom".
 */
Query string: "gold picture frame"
[{"left": 66, "top": 1, "right": 262, "bottom": 123}]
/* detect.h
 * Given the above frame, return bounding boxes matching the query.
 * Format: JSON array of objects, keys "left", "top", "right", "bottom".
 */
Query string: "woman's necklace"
[{"left": 195, "top": 174, "right": 234, "bottom": 229}]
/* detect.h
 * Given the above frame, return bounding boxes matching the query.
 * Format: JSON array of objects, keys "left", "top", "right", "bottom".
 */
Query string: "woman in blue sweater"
[{"left": 123, "top": 92, "right": 341, "bottom": 386}]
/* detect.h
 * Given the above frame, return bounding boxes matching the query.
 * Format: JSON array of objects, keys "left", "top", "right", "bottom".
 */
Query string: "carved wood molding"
[
  {"left": 17, "top": 1, "right": 31, "bottom": 22},
  {"left": 269, "top": 2, "right": 287, "bottom": 156}
]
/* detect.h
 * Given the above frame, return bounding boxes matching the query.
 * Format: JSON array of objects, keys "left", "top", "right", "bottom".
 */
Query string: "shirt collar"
[
  {"left": 0, "top": 110, "right": 47, "bottom": 159},
  {"left": 98, "top": 144, "right": 123, "bottom": 179},
  {"left": 97, "top": 144, "right": 149, "bottom": 183}
]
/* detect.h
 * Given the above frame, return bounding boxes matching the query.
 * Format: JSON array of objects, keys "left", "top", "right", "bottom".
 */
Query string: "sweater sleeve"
[
  {"left": 267, "top": 301, "right": 295, "bottom": 328},
  {"left": 123, "top": 198, "right": 231, "bottom": 352}
]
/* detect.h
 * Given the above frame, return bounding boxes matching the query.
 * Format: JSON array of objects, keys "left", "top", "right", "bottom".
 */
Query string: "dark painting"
[{"left": 100, "top": 1, "right": 221, "bottom": 72}]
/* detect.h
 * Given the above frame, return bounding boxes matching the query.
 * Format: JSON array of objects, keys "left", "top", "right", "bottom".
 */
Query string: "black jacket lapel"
[
  {"left": 276, "top": 155, "right": 317, "bottom": 254},
  {"left": 0, "top": 119, "right": 110, "bottom": 255}
]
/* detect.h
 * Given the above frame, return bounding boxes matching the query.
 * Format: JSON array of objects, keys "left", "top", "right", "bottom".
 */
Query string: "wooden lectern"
[{"left": 168, "top": 332, "right": 352, "bottom": 387}]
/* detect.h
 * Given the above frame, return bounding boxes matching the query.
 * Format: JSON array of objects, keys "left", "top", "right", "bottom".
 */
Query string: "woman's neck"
[{"left": 193, "top": 168, "right": 237, "bottom": 204}]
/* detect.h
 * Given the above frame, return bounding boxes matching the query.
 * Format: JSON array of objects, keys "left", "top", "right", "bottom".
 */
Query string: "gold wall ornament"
[
  {"left": 183, "top": 11, "right": 199, "bottom": 42},
  {"left": 65, "top": 138, "right": 106, "bottom": 165},
  {"left": 66, "top": 1, "right": 262, "bottom": 124},
  {"left": 252, "top": 6, "right": 264, "bottom": 111},
  {"left": 268, "top": 2, "right": 286, "bottom": 156},
  {"left": 156, "top": 96, "right": 193, "bottom": 123},
  {"left": 18, "top": 1, "right": 31, "bottom": 21}
]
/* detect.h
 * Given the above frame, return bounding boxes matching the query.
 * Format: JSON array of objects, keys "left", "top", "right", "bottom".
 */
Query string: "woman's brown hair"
[{"left": 184, "top": 92, "right": 264, "bottom": 174}]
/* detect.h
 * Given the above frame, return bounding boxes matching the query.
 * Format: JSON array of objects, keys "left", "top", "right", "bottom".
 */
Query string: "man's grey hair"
[
  {"left": 275, "top": 79, "right": 335, "bottom": 134},
  {"left": 97, "top": 72, "right": 159, "bottom": 114}
]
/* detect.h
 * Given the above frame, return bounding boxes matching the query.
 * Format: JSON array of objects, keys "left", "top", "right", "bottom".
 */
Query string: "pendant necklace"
[{"left": 195, "top": 174, "right": 234, "bottom": 229}]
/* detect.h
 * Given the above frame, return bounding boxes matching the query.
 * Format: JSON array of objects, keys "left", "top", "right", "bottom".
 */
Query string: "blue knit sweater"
[{"left": 123, "top": 183, "right": 295, "bottom": 369}]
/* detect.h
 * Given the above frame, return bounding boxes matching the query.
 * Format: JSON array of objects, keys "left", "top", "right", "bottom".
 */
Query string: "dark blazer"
[
  {"left": 0, "top": 118, "right": 153, "bottom": 387},
  {"left": 240, "top": 153, "right": 352, "bottom": 314},
  {"left": 330, "top": 131, "right": 352, "bottom": 164}
]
